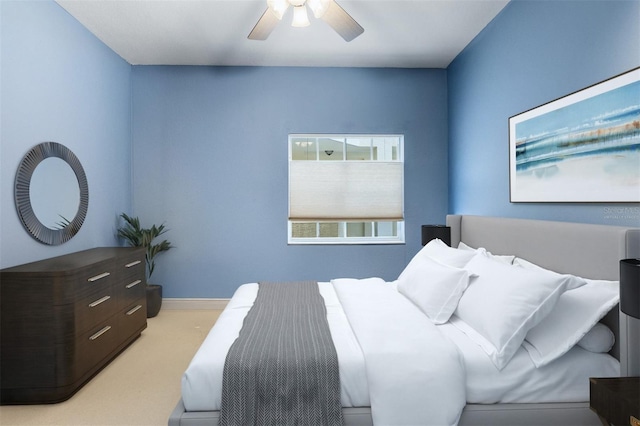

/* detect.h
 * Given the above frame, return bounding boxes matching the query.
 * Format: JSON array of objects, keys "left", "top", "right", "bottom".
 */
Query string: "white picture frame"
[{"left": 509, "top": 67, "right": 640, "bottom": 203}]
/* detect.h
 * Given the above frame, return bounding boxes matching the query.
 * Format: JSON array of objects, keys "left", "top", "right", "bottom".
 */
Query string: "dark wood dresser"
[{"left": 0, "top": 247, "right": 147, "bottom": 404}]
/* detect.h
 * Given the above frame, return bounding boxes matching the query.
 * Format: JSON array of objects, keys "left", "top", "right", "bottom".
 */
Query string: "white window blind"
[{"left": 289, "top": 161, "right": 403, "bottom": 220}]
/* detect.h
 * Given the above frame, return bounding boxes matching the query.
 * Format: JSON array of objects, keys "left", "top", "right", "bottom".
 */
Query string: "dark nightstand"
[{"left": 590, "top": 377, "right": 640, "bottom": 426}]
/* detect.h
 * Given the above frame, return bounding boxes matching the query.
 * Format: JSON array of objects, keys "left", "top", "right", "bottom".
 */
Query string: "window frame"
[{"left": 288, "top": 134, "right": 405, "bottom": 245}]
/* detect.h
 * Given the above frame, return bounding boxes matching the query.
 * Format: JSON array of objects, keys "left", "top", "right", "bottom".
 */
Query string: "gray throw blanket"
[{"left": 220, "top": 281, "right": 343, "bottom": 426}]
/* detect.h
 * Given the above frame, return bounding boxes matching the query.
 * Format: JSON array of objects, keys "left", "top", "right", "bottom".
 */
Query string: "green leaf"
[
  {"left": 116, "top": 213, "right": 173, "bottom": 279},
  {"left": 54, "top": 215, "right": 72, "bottom": 230}
]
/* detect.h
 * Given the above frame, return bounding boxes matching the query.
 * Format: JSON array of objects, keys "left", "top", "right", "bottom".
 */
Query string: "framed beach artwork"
[{"left": 509, "top": 67, "right": 640, "bottom": 202}]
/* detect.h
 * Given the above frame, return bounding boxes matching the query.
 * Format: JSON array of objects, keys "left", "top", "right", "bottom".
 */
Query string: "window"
[{"left": 288, "top": 134, "right": 404, "bottom": 244}]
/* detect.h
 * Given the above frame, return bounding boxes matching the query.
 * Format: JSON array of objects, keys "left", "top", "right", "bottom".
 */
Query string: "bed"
[{"left": 169, "top": 215, "right": 640, "bottom": 426}]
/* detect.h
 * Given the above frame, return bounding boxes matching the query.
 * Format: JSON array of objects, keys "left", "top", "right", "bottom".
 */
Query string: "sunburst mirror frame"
[{"left": 15, "top": 142, "right": 89, "bottom": 245}]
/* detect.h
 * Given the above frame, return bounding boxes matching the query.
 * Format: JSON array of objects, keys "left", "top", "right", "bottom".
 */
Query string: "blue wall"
[
  {"left": 0, "top": 1, "right": 132, "bottom": 268},
  {"left": 3, "top": 0, "right": 639, "bottom": 299},
  {"left": 448, "top": 0, "right": 640, "bottom": 226},
  {"left": 131, "top": 66, "right": 449, "bottom": 297}
]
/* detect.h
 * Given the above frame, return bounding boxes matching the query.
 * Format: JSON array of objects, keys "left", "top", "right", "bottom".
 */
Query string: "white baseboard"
[{"left": 162, "top": 298, "right": 229, "bottom": 310}]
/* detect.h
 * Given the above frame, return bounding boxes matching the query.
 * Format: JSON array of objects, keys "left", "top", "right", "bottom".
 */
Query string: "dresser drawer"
[
  {"left": 120, "top": 300, "right": 147, "bottom": 338},
  {"left": 63, "top": 305, "right": 146, "bottom": 385},
  {"left": 73, "top": 289, "right": 118, "bottom": 335},
  {"left": 7, "top": 316, "right": 120, "bottom": 391},
  {"left": 116, "top": 277, "right": 145, "bottom": 310},
  {"left": 118, "top": 252, "right": 145, "bottom": 281},
  {"left": 52, "top": 259, "right": 116, "bottom": 305},
  {"left": 66, "top": 318, "right": 120, "bottom": 385}
]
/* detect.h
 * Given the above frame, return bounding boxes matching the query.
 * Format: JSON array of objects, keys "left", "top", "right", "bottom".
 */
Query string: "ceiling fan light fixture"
[
  {"left": 249, "top": 0, "right": 363, "bottom": 42},
  {"left": 291, "top": 5, "right": 310, "bottom": 27},
  {"left": 307, "top": 0, "right": 331, "bottom": 18},
  {"left": 267, "top": 0, "right": 289, "bottom": 20}
]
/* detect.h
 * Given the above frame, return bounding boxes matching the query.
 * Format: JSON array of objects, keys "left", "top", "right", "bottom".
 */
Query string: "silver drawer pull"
[
  {"left": 89, "top": 326, "right": 112, "bottom": 341},
  {"left": 89, "top": 295, "right": 111, "bottom": 308},
  {"left": 125, "top": 260, "right": 141, "bottom": 268},
  {"left": 125, "top": 279, "right": 142, "bottom": 289},
  {"left": 88, "top": 272, "right": 110, "bottom": 282},
  {"left": 126, "top": 305, "right": 143, "bottom": 316}
]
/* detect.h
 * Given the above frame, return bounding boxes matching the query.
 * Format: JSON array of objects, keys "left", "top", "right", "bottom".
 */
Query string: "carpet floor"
[{"left": 0, "top": 309, "right": 222, "bottom": 426}]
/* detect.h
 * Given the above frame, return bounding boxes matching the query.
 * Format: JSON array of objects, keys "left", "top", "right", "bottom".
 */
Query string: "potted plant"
[{"left": 117, "top": 213, "right": 173, "bottom": 318}]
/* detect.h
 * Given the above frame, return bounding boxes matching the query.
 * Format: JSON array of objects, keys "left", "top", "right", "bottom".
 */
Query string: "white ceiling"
[{"left": 55, "top": 0, "right": 510, "bottom": 68}]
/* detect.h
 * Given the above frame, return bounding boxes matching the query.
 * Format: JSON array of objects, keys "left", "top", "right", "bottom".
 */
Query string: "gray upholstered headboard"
[
  {"left": 447, "top": 215, "right": 640, "bottom": 281},
  {"left": 446, "top": 214, "right": 640, "bottom": 363}
]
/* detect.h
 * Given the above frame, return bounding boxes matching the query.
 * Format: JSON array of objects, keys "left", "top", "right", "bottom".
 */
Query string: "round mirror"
[
  {"left": 30, "top": 157, "right": 80, "bottom": 229},
  {"left": 15, "top": 142, "right": 89, "bottom": 245}
]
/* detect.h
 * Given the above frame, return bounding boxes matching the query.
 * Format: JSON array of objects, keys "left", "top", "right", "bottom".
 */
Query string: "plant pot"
[{"left": 146, "top": 284, "right": 163, "bottom": 318}]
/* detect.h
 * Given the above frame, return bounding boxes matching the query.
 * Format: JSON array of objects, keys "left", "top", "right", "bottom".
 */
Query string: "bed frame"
[{"left": 169, "top": 215, "right": 640, "bottom": 426}]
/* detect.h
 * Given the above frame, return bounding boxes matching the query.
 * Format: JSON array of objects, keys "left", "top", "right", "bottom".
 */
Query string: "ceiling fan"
[{"left": 248, "top": 0, "right": 364, "bottom": 42}]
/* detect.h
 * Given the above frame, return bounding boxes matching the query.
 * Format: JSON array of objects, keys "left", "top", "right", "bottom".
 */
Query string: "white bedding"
[
  {"left": 181, "top": 279, "right": 619, "bottom": 422},
  {"left": 438, "top": 320, "right": 619, "bottom": 404},
  {"left": 332, "top": 278, "right": 465, "bottom": 426}
]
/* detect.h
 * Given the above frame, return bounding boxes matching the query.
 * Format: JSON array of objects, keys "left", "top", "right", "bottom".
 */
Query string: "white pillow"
[
  {"left": 416, "top": 238, "right": 477, "bottom": 268},
  {"left": 513, "top": 257, "right": 589, "bottom": 293},
  {"left": 522, "top": 277, "right": 619, "bottom": 367},
  {"left": 576, "top": 323, "right": 615, "bottom": 353},
  {"left": 397, "top": 256, "right": 473, "bottom": 324},
  {"left": 453, "top": 252, "right": 579, "bottom": 370},
  {"left": 457, "top": 242, "right": 515, "bottom": 265}
]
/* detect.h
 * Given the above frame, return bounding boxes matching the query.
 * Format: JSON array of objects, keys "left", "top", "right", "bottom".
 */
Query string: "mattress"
[{"left": 181, "top": 280, "right": 619, "bottom": 413}]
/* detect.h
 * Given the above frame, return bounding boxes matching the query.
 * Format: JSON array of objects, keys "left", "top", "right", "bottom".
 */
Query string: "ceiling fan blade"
[
  {"left": 321, "top": 1, "right": 364, "bottom": 42},
  {"left": 248, "top": 8, "right": 280, "bottom": 40}
]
